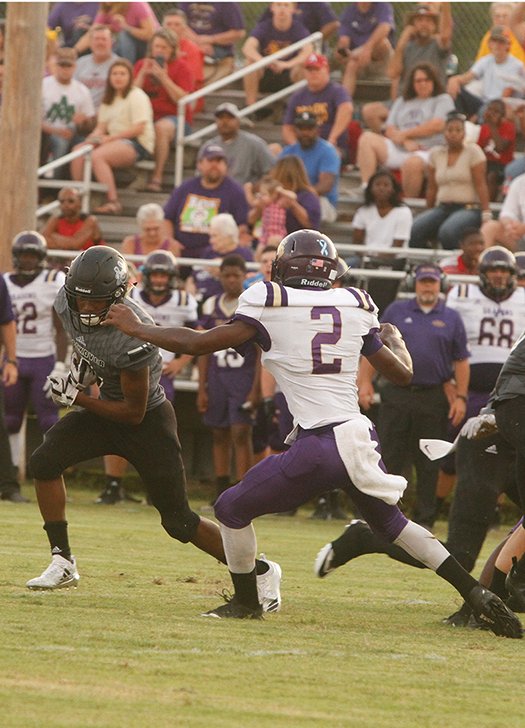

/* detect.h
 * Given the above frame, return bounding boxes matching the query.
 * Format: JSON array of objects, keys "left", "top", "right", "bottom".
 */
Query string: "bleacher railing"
[
  {"left": 173, "top": 31, "right": 323, "bottom": 188},
  {"left": 36, "top": 144, "right": 96, "bottom": 219}
]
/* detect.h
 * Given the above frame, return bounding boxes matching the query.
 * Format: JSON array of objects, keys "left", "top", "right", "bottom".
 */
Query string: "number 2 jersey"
[
  {"left": 446, "top": 283, "right": 525, "bottom": 392},
  {"left": 233, "top": 281, "right": 382, "bottom": 430}
]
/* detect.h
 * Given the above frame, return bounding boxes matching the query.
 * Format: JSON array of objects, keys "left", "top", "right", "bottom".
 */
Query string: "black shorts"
[
  {"left": 260, "top": 67, "right": 292, "bottom": 94},
  {"left": 31, "top": 400, "right": 196, "bottom": 526}
]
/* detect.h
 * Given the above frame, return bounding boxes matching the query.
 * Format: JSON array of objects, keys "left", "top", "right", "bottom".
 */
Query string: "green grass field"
[{"left": 1, "top": 488, "right": 523, "bottom": 728}]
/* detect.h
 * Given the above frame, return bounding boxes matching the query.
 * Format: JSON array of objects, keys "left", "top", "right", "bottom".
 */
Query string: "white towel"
[{"left": 333, "top": 417, "right": 407, "bottom": 505}]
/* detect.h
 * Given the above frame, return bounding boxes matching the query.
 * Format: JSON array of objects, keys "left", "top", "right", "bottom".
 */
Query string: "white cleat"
[
  {"left": 26, "top": 555, "right": 80, "bottom": 590},
  {"left": 256, "top": 553, "right": 282, "bottom": 613}
]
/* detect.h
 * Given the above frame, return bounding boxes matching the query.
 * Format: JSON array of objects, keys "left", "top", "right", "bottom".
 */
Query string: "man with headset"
[{"left": 358, "top": 262, "right": 470, "bottom": 528}]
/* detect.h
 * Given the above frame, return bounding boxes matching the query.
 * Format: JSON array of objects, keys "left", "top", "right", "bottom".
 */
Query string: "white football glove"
[
  {"left": 460, "top": 413, "right": 497, "bottom": 440},
  {"left": 46, "top": 373, "right": 80, "bottom": 408},
  {"left": 43, "top": 361, "right": 67, "bottom": 399},
  {"left": 69, "top": 352, "right": 100, "bottom": 390}
]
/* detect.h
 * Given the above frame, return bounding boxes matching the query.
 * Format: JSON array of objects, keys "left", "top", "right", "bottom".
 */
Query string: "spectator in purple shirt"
[
  {"left": 258, "top": 2, "right": 339, "bottom": 42},
  {"left": 163, "top": 143, "right": 250, "bottom": 260},
  {"left": 177, "top": 2, "right": 245, "bottom": 85},
  {"left": 47, "top": 2, "right": 99, "bottom": 50},
  {"left": 242, "top": 1, "right": 313, "bottom": 119},
  {"left": 335, "top": 2, "right": 395, "bottom": 96},
  {"left": 282, "top": 52, "right": 353, "bottom": 157}
]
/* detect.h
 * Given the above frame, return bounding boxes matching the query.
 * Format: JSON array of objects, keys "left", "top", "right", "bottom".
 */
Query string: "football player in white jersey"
[
  {"left": 3, "top": 232, "right": 68, "bottom": 467},
  {"left": 97, "top": 250, "right": 198, "bottom": 504},
  {"left": 103, "top": 230, "right": 522, "bottom": 637}
]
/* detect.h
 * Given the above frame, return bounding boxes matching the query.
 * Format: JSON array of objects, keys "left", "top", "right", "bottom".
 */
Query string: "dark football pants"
[{"left": 495, "top": 395, "right": 525, "bottom": 521}]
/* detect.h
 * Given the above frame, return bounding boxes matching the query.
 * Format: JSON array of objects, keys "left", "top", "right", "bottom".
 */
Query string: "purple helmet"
[
  {"left": 142, "top": 250, "right": 179, "bottom": 294},
  {"left": 271, "top": 229, "right": 347, "bottom": 290},
  {"left": 12, "top": 230, "right": 47, "bottom": 276},
  {"left": 479, "top": 246, "right": 517, "bottom": 301}
]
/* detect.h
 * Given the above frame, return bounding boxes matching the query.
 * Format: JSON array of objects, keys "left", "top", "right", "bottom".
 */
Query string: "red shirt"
[
  {"left": 56, "top": 215, "right": 101, "bottom": 250},
  {"left": 179, "top": 38, "right": 204, "bottom": 86},
  {"left": 133, "top": 57, "right": 195, "bottom": 123},
  {"left": 477, "top": 119, "right": 516, "bottom": 165}
]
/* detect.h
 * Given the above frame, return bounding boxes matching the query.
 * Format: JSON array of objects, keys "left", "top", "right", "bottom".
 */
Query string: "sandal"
[
  {"left": 94, "top": 200, "right": 122, "bottom": 215},
  {"left": 145, "top": 180, "right": 162, "bottom": 192}
]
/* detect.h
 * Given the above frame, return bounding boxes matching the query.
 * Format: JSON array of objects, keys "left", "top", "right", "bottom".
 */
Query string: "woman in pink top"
[
  {"left": 120, "top": 203, "right": 181, "bottom": 259},
  {"left": 94, "top": 2, "right": 159, "bottom": 63}
]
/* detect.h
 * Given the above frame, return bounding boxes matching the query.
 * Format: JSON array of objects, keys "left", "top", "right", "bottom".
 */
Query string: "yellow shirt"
[
  {"left": 98, "top": 87, "right": 154, "bottom": 154},
  {"left": 476, "top": 30, "right": 525, "bottom": 64}
]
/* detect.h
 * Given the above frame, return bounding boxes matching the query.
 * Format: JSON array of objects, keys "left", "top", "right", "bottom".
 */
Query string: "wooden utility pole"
[{"left": 0, "top": 3, "right": 48, "bottom": 271}]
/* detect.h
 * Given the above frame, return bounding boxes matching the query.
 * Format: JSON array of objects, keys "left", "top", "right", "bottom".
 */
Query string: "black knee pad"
[
  {"left": 29, "top": 446, "right": 62, "bottom": 481},
  {"left": 161, "top": 509, "right": 200, "bottom": 543}
]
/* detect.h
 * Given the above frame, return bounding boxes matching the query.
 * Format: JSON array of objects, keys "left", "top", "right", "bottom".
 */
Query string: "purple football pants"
[
  {"left": 215, "top": 425, "right": 409, "bottom": 543},
  {"left": 4, "top": 355, "right": 59, "bottom": 434}
]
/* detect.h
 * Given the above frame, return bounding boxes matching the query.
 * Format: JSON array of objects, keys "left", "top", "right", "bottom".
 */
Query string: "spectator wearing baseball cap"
[
  {"left": 475, "top": 3, "right": 525, "bottom": 65},
  {"left": 242, "top": 2, "right": 312, "bottom": 119},
  {"left": 280, "top": 111, "right": 340, "bottom": 223},
  {"left": 203, "top": 102, "right": 275, "bottom": 186},
  {"left": 163, "top": 142, "right": 250, "bottom": 260},
  {"left": 358, "top": 261, "right": 470, "bottom": 528},
  {"left": 335, "top": 2, "right": 395, "bottom": 96},
  {"left": 281, "top": 51, "right": 352, "bottom": 158},
  {"left": 447, "top": 25, "right": 525, "bottom": 120}
]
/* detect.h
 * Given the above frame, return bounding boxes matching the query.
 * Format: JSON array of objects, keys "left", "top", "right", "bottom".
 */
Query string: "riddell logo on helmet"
[
  {"left": 74, "top": 286, "right": 92, "bottom": 294},
  {"left": 301, "top": 278, "right": 328, "bottom": 287}
]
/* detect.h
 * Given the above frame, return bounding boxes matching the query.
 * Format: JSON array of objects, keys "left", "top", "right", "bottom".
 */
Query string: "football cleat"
[
  {"left": 442, "top": 601, "right": 473, "bottom": 627},
  {"left": 202, "top": 593, "right": 263, "bottom": 620},
  {"left": 95, "top": 486, "right": 123, "bottom": 505},
  {"left": 314, "top": 519, "right": 370, "bottom": 578},
  {"left": 26, "top": 555, "right": 80, "bottom": 590},
  {"left": 505, "top": 557, "right": 525, "bottom": 612},
  {"left": 256, "top": 554, "right": 282, "bottom": 613},
  {"left": 466, "top": 584, "right": 523, "bottom": 639}
]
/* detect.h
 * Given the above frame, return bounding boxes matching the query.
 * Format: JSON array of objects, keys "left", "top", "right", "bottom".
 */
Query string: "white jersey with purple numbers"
[
  {"left": 234, "top": 281, "right": 381, "bottom": 429},
  {"left": 4, "top": 269, "right": 66, "bottom": 358},
  {"left": 130, "top": 286, "right": 198, "bottom": 364},
  {"left": 446, "top": 284, "right": 525, "bottom": 365}
]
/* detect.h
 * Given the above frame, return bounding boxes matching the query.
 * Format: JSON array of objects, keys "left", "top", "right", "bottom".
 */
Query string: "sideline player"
[
  {"left": 103, "top": 231, "right": 522, "bottom": 636},
  {"left": 26, "top": 246, "right": 281, "bottom": 614}
]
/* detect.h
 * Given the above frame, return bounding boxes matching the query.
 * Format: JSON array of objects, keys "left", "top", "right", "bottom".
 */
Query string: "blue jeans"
[
  {"left": 505, "top": 156, "right": 525, "bottom": 183},
  {"left": 409, "top": 204, "right": 482, "bottom": 250}
]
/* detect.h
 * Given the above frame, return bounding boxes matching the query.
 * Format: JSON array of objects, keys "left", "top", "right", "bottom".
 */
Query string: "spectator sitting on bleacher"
[
  {"left": 163, "top": 143, "right": 250, "bottom": 260},
  {"left": 70, "top": 59, "right": 154, "bottom": 215},
  {"left": 189, "top": 213, "right": 254, "bottom": 304},
  {"left": 204, "top": 103, "right": 275, "bottom": 186},
  {"left": 74, "top": 25, "right": 120, "bottom": 110},
  {"left": 482, "top": 173, "right": 525, "bottom": 252},
  {"left": 335, "top": 2, "right": 395, "bottom": 97},
  {"left": 350, "top": 169, "right": 412, "bottom": 312},
  {"left": 362, "top": 3, "right": 453, "bottom": 134},
  {"left": 476, "top": 2, "right": 525, "bottom": 63},
  {"left": 409, "top": 111, "right": 491, "bottom": 250},
  {"left": 41, "top": 186, "right": 104, "bottom": 253},
  {"left": 281, "top": 52, "right": 353, "bottom": 158},
  {"left": 242, "top": 1, "right": 312, "bottom": 121},
  {"left": 41, "top": 47, "right": 96, "bottom": 170},
  {"left": 245, "top": 175, "right": 289, "bottom": 253},
  {"left": 47, "top": 1, "right": 99, "bottom": 51},
  {"left": 81, "top": 2, "right": 160, "bottom": 65},
  {"left": 267, "top": 155, "right": 321, "bottom": 234},
  {"left": 440, "top": 227, "right": 484, "bottom": 275},
  {"left": 356, "top": 62, "right": 454, "bottom": 198},
  {"left": 133, "top": 28, "right": 195, "bottom": 193},
  {"left": 476, "top": 98, "right": 516, "bottom": 201},
  {"left": 121, "top": 203, "right": 181, "bottom": 259},
  {"left": 280, "top": 110, "right": 340, "bottom": 223},
  {"left": 162, "top": 8, "right": 204, "bottom": 106},
  {"left": 177, "top": 2, "right": 245, "bottom": 86},
  {"left": 447, "top": 26, "right": 525, "bottom": 121}
]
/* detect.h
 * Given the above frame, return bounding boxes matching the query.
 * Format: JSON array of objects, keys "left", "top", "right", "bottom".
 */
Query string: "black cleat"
[
  {"left": 1, "top": 490, "right": 29, "bottom": 503},
  {"left": 202, "top": 592, "right": 263, "bottom": 620},
  {"left": 505, "top": 557, "right": 525, "bottom": 612},
  {"left": 466, "top": 585, "right": 523, "bottom": 639},
  {"left": 442, "top": 601, "right": 473, "bottom": 627},
  {"left": 95, "top": 486, "right": 123, "bottom": 505}
]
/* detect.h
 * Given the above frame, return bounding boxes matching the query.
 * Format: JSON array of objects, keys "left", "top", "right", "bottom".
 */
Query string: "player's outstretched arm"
[
  {"left": 366, "top": 323, "right": 413, "bottom": 387},
  {"left": 103, "top": 304, "right": 256, "bottom": 355}
]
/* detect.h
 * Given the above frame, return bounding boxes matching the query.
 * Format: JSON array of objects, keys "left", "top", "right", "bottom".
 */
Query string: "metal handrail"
[
  {"left": 174, "top": 31, "right": 323, "bottom": 187},
  {"left": 36, "top": 144, "right": 95, "bottom": 218}
]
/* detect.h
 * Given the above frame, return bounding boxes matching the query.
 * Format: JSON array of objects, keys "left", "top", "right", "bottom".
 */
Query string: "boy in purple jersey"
[
  {"left": 198, "top": 256, "right": 260, "bottom": 501},
  {"left": 104, "top": 230, "right": 522, "bottom": 637},
  {"left": 242, "top": 2, "right": 313, "bottom": 116}
]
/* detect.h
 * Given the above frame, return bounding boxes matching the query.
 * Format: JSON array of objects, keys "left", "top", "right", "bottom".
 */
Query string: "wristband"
[
  {"left": 456, "top": 394, "right": 467, "bottom": 402},
  {"left": 481, "top": 210, "right": 492, "bottom": 222},
  {"left": 6, "top": 359, "right": 18, "bottom": 367}
]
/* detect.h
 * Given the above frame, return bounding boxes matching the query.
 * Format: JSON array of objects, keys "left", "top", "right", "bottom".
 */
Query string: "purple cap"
[
  {"left": 198, "top": 143, "right": 227, "bottom": 161},
  {"left": 415, "top": 264, "right": 442, "bottom": 282}
]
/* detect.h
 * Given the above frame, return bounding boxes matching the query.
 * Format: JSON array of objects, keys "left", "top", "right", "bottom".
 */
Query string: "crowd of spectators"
[{"left": 5, "top": 1, "right": 525, "bottom": 549}]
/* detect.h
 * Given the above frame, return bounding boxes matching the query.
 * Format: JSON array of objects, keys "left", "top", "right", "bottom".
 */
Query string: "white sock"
[
  {"left": 394, "top": 521, "right": 450, "bottom": 571},
  {"left": 9, "top": 432, "right": 21, "bottom": 468},
  {"left": 220, "top": 523, "right": 257, "bottom": 573}
]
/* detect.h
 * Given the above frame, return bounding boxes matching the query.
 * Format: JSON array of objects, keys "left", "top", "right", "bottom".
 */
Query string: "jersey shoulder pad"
[
  {"left": 344, "top": 287, "right": 377, "bottom": 313},
  {"left": 43, "top": 269, "right": 63, "bottom": 284},
  {"left": 201, "top": 294, "right": 218, "bottom": 315}
]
